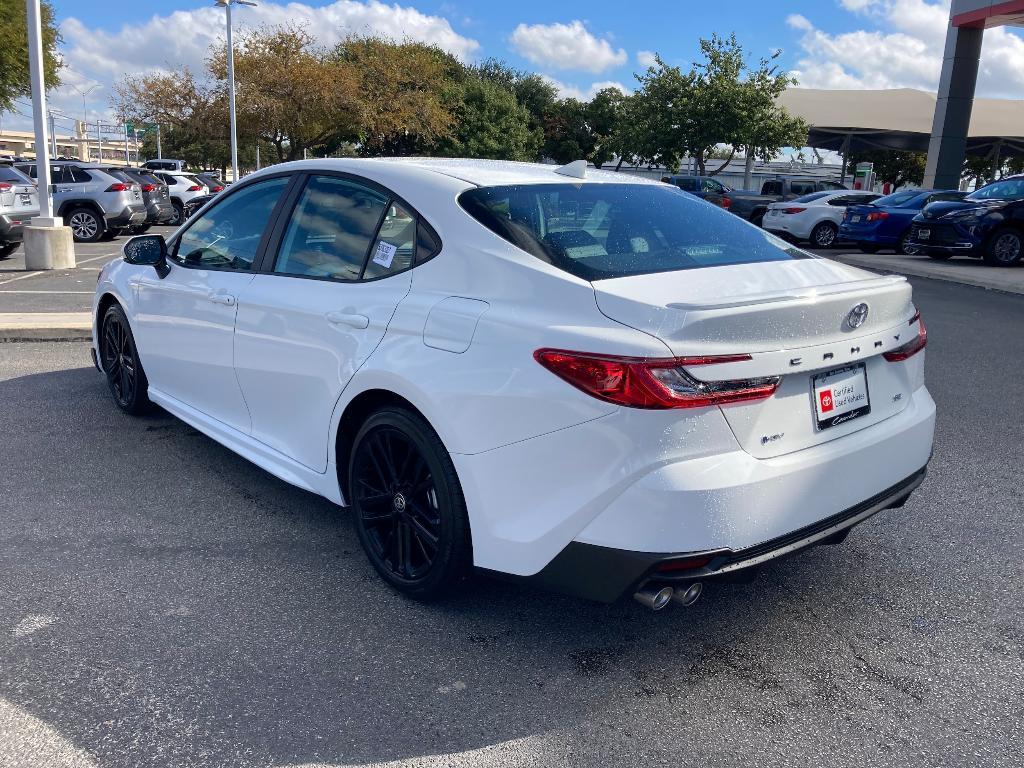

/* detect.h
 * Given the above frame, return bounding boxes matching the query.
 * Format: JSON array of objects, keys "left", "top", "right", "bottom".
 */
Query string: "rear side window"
[
  {"left": 790, "top": 182, "right": 815, "bottom": 196},
  {"left": 761, "top": 181, "right": 781, "bottom": 195},
  {"left": 676, "top": 178, "right": 697, "bottom": 192},
  {"left": 68, "top": 167, "right": 93, "bottom": 183},
  {"left": 459, "top": 183, "right": 810, "bottom": 281},
  {"left": 363, "top": 202, "right": 417, "bottom": 280},
  {"left": 273, "top": 175, "right": 388, "bottom": 281}
]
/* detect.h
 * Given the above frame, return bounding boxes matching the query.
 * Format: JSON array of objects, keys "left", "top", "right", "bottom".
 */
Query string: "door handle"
[
  {"left": 325, "top": 311, "right": 370, "bottom": 329},
  {"left": 208, "top": 292, "right": 236, "bottom": 306}
]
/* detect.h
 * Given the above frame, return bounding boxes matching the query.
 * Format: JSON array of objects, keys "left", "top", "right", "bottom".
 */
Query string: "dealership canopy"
[{"left": 778, "top": 88, "right": 1024, "bottom": 157}]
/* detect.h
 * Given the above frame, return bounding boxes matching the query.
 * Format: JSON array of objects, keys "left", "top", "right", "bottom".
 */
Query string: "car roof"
[{"left": 247, "top": 157, "right": 662, "bottom": 188}]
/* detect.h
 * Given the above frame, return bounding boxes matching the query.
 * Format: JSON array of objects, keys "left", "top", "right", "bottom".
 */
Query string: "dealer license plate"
[
  {"left": 812, "top": 363, "right": 871, "bottom": 431},
  {"left": 916, "top": 228, "right": 930, "bottom": 240},
  {"left": 851, "top": 215, "right": 861, "bottom": 223}
]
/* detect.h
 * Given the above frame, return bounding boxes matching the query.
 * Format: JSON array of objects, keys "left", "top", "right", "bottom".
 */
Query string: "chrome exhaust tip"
[
  {"left": 672, "top": 582, "right": 703, "bottom": 607},
  {"left": 633, "top": 584, "right": 674, "bottom": 611}
]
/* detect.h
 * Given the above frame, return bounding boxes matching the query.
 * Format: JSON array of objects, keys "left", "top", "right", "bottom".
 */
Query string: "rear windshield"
[
  {"left": 104, "top": 169, "right": 135, "bottom": 184},
  {"left": 459, "top": 183, "right": 809, "bottom": 281},
  {"left": 872, "top": 190, "right": 922, "bottom": 208},
  {"left": 0, "top": 165, "right": 32, "bottom": 184},
  {"left": 792, "top": 191, "right": 830, "bottom": 203}
]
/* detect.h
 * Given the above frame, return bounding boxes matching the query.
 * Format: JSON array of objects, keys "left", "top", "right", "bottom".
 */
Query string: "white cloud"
[
  {"left": 510, "top": 20, "right": 627, "bottom": 74},
  {"left": 636, "top": 50, "right": 658, "bottom": 68},
  {"left": 788, "top": 0, "right": 1024, "bottom": 97},
  {"left": 541, "top": 76, "right": 630, "bottom": 101},
  {"left": 6, "top": 1, "right": 479, "bottom": 132}
]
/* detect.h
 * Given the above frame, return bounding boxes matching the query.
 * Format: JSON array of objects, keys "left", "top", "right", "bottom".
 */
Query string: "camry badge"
[{"left": 846, "top": 302, "right": 869, "bottom": 330}]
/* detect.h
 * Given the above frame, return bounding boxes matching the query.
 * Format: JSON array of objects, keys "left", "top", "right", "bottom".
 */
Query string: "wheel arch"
[
  {"left": 57, "top": 199, "right": 105, "bottom": 220},
  {"left": 333, "top": 388, "right": 437, "bottom": 506}
]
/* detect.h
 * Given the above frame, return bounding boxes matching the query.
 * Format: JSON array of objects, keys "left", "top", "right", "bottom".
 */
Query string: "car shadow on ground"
[{"left": 0, "top": 347, "right": 1016, "bottom": 767}]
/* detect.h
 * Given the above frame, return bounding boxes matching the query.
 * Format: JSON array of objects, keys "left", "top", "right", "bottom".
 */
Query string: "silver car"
[
  {"left": 15, "top": 161, "right": 147, "bottom": 242},
  {"left": 0, "top": 162, "right": 39, "bottom": 257}
]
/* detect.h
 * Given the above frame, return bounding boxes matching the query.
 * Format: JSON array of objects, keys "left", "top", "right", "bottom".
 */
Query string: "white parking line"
[{"left": 0, "top": 271, "right": 42, "bottom": 286}]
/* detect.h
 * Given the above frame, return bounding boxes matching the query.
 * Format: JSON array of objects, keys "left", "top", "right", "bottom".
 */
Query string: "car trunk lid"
[{"left": 592, "top": 258, "right": 920, "bottom": 457}]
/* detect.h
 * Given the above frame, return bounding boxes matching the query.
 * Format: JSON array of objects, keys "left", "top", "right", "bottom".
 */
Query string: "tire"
[
  {"left": 897, "top": 230, "right": 921, "bottom": 256},
  {"left": 858, "top": 243, "right": 879, "bottom": 254},
  {"left": 0, "top": 242, "right": 18, "bottom": 258},
  {"left": 348, "top": 407, "right": 472, "bottom": 600},
  {"left": 984, "top": 227, "right": 1023, "bottom": 266},
  {"left": 751, "top": 212, "right": 765, "bottom": 228},
  {"left": 99, "top": 304, "right": 151, "bottom": 415},
  {"left": 810, "top": 221, "right": 839, "bottom": 248},
  {"left": 169, "top": 200, "right": 184, "bottom": 226},
  {"left": 66, "top": 207, "right": 103, "bottom": 242}
]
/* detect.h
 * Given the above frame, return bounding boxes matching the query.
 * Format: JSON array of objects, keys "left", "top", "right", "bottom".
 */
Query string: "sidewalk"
[{"left": 826, "top": 250, "right": 1024, "bottom": 295}]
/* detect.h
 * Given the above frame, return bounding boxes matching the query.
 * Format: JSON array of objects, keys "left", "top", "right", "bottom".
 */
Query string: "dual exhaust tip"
[{"left": 633, "top": 582, "right": 703, "bottom": 611}]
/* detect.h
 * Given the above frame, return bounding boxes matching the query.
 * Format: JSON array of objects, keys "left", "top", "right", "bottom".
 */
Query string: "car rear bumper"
[
  {"left": 106, "top": 205, "right": 148, "bottom": 228},
  {"left": 144, "top": 200, "right": 174, "bottom": 223},
  {"left": 458, "top": 384, "right": 935, "bottom": 601},
  {"left": 527, "top": 466, "right": 927, "bottom": 602},
  {"left": 839, "top": 224, "right": 894, "bottom": 244},
  {"left": 0, "top": 211, "right": 37, "bottom": 243}
]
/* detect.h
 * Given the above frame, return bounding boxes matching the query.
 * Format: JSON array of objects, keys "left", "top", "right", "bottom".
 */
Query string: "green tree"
[
  {"left": 0, "top": 0, "right": 62, "bottom": 112},
  {"left": 543, "top": 98, "right": 594, "bottom": 165},
  {"left": 335, "top": 37, "right": 461, "bottom": 156},
  {"left": 846, "top": 150, "right": 926, "bottom": 188},
  {"left": 587, "top": 87, "right": 625, "bottom": 168},
  {"left": 437, "top": 76, "right": 535, "bottom": 160},
  {"left": 473, "top": 59, "right": 554, "bottom": 161}
]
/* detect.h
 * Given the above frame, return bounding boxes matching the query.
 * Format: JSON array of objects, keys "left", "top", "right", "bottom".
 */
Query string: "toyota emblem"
[{"left": 846, "top": 302, "right": 869, "bottom": 330}]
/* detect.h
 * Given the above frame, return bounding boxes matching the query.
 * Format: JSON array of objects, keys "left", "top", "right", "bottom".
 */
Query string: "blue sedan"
[{"left": 840, "top": 188, "right": 967, "bottom": 254}]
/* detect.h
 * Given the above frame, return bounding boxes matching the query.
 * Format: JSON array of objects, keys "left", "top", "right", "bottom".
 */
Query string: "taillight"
[
  {"left": 883, "top": 311, "right": 927, "bottom": 362},
  {"left": 866, "top": 211, "right": 889, "bottom": 222},
  {"left": 187, "top": 185, "right": 201, "bottom": 191},
  {"left": 105, "top": 183, "right": 130, "bottom": 192},
  {"left": 211, "top": 185, "right": 224, "bottom": 192},
  {"left": 0, "top": 182, "right": 12, "bottom": 191},
  {"left": 141, "top": 184, "right": 156, "bottom": 192},
  {"left": 534, "top": 349, "right": 780, "bottom": 409},
  {"left": 781, "top": 207, "right": 806, "bottom": 214},
  {"left": 720, "top": 196, "right": 732, "bottom": 208}
]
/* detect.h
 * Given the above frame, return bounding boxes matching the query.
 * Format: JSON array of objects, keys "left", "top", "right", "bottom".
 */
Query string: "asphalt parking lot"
[{"left": 1, "top": 254, "right": 1023, "bottom": 766}]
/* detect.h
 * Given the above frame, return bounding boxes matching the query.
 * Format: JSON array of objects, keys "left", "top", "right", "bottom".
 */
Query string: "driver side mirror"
[{"left": 123, "top": 234, "right": 170, "bottom": 279}]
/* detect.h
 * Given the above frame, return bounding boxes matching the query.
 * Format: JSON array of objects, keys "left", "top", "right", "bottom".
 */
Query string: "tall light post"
[
  {"left": 69, "top": 83, "right": 102, "bottom": 161},
  {"left": 215, "top": 0, "right": 257, "bottom": 182}
]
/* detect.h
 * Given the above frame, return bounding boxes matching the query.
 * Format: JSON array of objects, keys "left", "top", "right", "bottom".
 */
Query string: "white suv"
[
  {"left": 92, "top": 158, "right": 934, "bottom": 609},
  {"left": 152, "top": 171, "right": 209, "bottom": 225}
]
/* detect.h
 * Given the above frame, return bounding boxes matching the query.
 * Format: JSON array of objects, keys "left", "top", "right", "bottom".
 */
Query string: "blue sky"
[{"left": 7, "top": 1, "right": 1023, "bottom": 135}]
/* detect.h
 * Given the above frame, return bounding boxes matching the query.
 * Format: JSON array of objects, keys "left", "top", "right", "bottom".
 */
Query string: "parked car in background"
[
  {"left": 841, "top": 189, "right": 968, "bottom": 254},
  {"left": 152, "top": 171, "right": 209, "bottom": 226},
  {"left": 143, "top": 159, "right": 188, "bottom": 173},
  {"left": 0, "top": 161, "right": 39, "bottom": 257},
  {"left": 193, "top": 173, "right": 225, "bottom": 194},
  {"left": 15, "top": 160, "right": 147, "bottom": 242},
  {"left": 763, "top": 190, "right": 881, "bottom": 248},
  {"left": 909, "top": 176, "right": 1024, "bottom": 265},
  {"left": 662, "top": 175, "right": 732, "bottom": 209},
  {"left": 118, "top": 167, "right": 174, "bottom": 232},
  {"left": 92, "top": 157, "right": 934, "bottom": 607},
  {"left": 725, "top": 177, "right": 849, "bottom": 227},
  {"left": 182, "top": 193, "right": 214, "bottom": 221}
]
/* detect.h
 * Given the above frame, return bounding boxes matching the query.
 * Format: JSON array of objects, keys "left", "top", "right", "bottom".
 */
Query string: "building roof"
[{"left": 778, "top": 88, "right": 1024, "bottom": 156}]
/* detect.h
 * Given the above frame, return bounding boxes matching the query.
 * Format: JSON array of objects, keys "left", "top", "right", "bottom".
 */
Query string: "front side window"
[
  {"left": 274, "top": 175, "right": 388, "bottom": 281},
  {"left": 459, "top": 182, "right": 810, "bottom": 281},
  {"left": 702, "top": 178, "right": 728, "bottom": 194},
  {"left": 174, "top": 176, "right": 288, "bottom": 271}
]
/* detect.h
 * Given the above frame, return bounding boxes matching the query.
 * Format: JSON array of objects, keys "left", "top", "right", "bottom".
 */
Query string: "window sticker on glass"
[{"left": 372, "top": 240, "right": 398, "bottom": 269}]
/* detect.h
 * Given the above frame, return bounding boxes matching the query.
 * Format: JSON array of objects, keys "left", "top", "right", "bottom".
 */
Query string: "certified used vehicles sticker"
[{"left": 372, "top": 241, "right": 398, "bottom": 269}]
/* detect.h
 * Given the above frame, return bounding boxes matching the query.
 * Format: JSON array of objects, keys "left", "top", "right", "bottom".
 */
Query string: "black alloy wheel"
[
  {"left": 349, "top": 408, "right": 471, "bottom": 599},
  {"left": 100, "top": 305, "right": 151, "bottom": 415},
  {"left": 985, "top": 227, "right": 1023, "bottom": 266},
  {"left": 169, "top": 200, "right": 184, "bottom": 226}
]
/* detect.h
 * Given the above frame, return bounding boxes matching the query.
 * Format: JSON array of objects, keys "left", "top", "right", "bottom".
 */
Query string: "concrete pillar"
[
  {"left": 24, "top": 220, "right": 75, "bottom": 270},
  {"left": 923, "top": 24, "right": 983, "bottom": 189}
]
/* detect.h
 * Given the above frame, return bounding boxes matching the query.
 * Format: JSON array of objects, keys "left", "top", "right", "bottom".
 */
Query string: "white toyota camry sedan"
[{"left": 92, "top": 158, "right": 935, "bottom": 610}]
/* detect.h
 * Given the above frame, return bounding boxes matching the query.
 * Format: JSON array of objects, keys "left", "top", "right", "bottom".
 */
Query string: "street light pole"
[
  {"left": 69, "top": 83, "right": 101, "bottom": 161},
  {"left": 26, "top": 0, "right": 53, "bottom": 221},
  {"left": 216, "top": 0, "right": 257, "bottom": 183}
]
